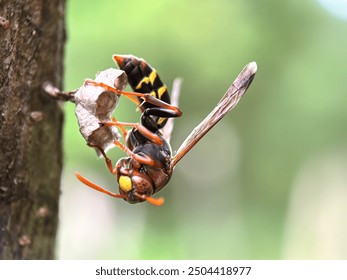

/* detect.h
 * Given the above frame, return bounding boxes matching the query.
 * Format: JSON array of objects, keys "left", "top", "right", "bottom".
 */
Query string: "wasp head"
[{"left": 116, "top": 158, "right": 163, "bottom": 206}]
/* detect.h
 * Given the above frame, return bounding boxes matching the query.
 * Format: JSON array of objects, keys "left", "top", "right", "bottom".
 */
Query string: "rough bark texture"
[{"left": 0, "top": 0, "right": 65, "bottom": 259}]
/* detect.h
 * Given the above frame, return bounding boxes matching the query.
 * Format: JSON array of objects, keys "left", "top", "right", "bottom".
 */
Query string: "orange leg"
[
  {"left": 84, "top": 79, "right": 140, "bottom": 107},
  {"left": 84, "top": 79, "right": 181, "bottom": 117},
  {"left": 75, "top": 172, "right": 126, "bottom": 199},
  {"left": 101, "top": 119, "right": 163, "bottom": 146},
  {"left": 106, "top": 117, "right": 128, "bottom": 141},
  {"left": 140, "top": 93, "right": 182, "bottom": 117},
  {"left": 113, "top": 140, "right": 163, "bottom": 167},
  {"left": 87, "top": 143, "right": 117, "bottom": 174}
]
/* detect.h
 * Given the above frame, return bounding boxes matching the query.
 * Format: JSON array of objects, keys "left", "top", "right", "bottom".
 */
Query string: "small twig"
[{"left": 42, "top": 81, "right": 77, "bottom": 102}]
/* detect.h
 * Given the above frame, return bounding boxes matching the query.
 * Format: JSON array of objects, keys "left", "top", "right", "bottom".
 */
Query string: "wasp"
[{"left": 75, "top": 55, "right": 257, "bottom": 206}]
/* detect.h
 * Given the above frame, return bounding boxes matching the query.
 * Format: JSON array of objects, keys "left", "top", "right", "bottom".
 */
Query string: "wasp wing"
[
  {"left": 162, "top": 78, "right": 183, "bottom": 144},
  {"left": 171, "top": 62, "right": 257, "bottom": 168}
]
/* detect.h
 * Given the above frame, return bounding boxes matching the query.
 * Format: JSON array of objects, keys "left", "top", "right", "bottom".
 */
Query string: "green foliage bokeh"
[{"left": 58, "top": 0, "right": 347, "bottom": 259}]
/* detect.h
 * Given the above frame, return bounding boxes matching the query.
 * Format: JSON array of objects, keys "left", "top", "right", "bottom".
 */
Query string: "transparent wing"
[
  {"left": 171, "top": 62, "right": 257, "bottom": 168},
  {"left": 162, "top": 78, "right": 183, "bottom": 144}
]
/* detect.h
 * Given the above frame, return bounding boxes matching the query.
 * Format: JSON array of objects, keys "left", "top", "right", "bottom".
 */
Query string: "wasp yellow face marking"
[
  {"left": 136, "top": 69, "right": 158, "bottom": 89},
  {"left": 157, "top": 86, "right": 167, "bottom": 99},
  {"left": 119, "top": 175, "right": 132, "bottom": 192}
]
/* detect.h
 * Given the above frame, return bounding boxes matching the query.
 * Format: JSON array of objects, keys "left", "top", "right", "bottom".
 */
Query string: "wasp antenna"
[
  {"left": 75, "top": 172, "right": 126, "bottom": 199},
  {"left": 135, "top": 193, "right": 164, "bottom": 207},
  {"left": 145, "top": 196, "right": 165, "bottom": 207}
]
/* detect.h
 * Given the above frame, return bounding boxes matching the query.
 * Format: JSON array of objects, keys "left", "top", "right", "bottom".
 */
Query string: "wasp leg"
[
  {"left": 87, "top": 143, "right": 117, "bottom": 174},
  {"left": 105, "top": 117, "right": 129, "bottom": 140},
  {"left": 138, "top": 93, "right": 182, "bottom": 131},
  {"left": 84, "top": 79, "right": 182, "bottom": 117},
  {"left": 75, "top": 172, "right": 126, "bottom": 199},
  {"left": 140, "top": 94, "right": 182, "bottom": 118},
  {"left": 84, "top": 79, "right": 141, "bottom": 107},
  {"left": 102, "top": 120, "right": 163, "bottom": 146},
  {"left": 113, "top": 140, "right": 164, "bottom": 168}
]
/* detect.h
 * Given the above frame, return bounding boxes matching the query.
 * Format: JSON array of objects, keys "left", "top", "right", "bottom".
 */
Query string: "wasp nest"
[{"left": 74, "top": 68, "right": 127, "bottom": 157}]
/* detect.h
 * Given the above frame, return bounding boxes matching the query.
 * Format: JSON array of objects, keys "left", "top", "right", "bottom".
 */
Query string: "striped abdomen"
[{"left": 113, "top": 54, "right": 171, "bottom": 128}]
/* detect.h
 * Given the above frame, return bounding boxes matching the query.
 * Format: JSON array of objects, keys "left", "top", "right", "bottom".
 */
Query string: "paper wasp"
[{"left": 74, "top": 55, "right": 257, "bottom": 206}]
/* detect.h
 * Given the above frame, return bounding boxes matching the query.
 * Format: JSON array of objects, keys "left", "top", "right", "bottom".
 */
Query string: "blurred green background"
[{"left": 57, "top": 0, "right": 347, "bottom": 259}]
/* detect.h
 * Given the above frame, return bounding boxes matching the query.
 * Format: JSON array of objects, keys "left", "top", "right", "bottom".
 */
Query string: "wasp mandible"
[{"left": 75, "top": 55, "right": 257, "bottom": 206}]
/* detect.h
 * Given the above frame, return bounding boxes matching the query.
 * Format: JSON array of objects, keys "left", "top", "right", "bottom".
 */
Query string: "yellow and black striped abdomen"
[
  {"left": 113, "top": 54, "right": 170, "bottom": 106},
  {"left": 113, "top": 54, "right": 171, "bottom": 128}
]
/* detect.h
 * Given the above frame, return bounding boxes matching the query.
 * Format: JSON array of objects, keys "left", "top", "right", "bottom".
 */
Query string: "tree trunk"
[{"left": 0, "top": 0, "right": 65, "bottom": 259}]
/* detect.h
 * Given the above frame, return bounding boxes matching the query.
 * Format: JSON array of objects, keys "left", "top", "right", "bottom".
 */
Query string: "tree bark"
[{"left": 0, "top": 0, "right": 65, "bottom": 259}]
